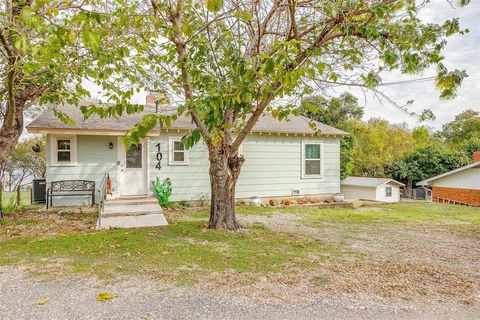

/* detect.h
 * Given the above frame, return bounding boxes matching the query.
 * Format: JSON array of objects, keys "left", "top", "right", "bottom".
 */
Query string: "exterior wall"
[
  {"left": 375, "top": 183, "right": 401, "bottom": 203},
  {"left": 46, "top": 134, "right": 118, "bottom": 205},
  {"left": 431, "top": 168, "right": 480, "bottom": 190},
  {"left": 148, "top": 134, "right": 341, "bottom": 201},
  {"left": 431, "top": 186, "right": 480, "bottom": 206},
  {"left": 45, "top": 132, "right": 341, "bottom": 204},
  {"left": 340, "top": 185, "right": 377, "bottom": 201}
]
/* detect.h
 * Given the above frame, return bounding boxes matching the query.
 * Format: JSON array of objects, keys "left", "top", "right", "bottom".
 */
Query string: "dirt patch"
[
  {"left": 238, "top": 212, "right": 480, "bottom": 305},
  {"left": 0, "top": 209, "right": 97, "bottom": 240}
]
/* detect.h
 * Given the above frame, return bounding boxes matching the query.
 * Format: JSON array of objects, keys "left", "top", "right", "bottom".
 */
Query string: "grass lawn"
[
  {"left": 1, "top": 191, "right": 31, "bottom": 208},
  {"left": 0, "top": 202, "right": 479, "bottom": 302}
]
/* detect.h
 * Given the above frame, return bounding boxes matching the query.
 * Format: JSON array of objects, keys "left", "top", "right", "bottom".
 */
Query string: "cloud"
[{"left": 356, "top": 1, "right": 480, "bottom": 129}]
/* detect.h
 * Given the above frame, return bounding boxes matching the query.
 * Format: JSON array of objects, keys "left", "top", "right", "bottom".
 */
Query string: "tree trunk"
[
  {"left": 208, "top": 153, "right": 244, "bottom": 231},
  {"left": 0, "top": 100, "right": 25, "bottom": 166}
]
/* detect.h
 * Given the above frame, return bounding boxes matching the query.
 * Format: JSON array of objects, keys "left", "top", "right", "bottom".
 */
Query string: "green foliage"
[
  {"left": 385, "top": 143, "right": 470, "bottom": 185},
  {"left": 90, "top": 0, "right": 469, "bottom": 150},
  {"left": 152, "top": 177, "right": 173, "bottom": 208},
  {"left": 440, "top": 109, "right": 480, "bottom": 145},
  {"left": 347, "top": 119, "right": 416, "bottom": 177},
  {"left": 460, "top": 137, "right": 480, "bottom": 158},
  {"left": 412, "top": 126, "right": 430, "bottom": 147}
]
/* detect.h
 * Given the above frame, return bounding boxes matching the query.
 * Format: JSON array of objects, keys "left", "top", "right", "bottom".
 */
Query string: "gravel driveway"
[{"left": 1, "top": 266, "right": 479, "bottom": 320}]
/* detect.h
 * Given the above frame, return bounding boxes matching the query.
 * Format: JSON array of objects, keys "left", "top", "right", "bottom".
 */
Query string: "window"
[
  {"left": 169, "top": 138, "right": 188, "bottom": 165},
  {"left": 385, "top": 186, "right": 392, "bottom": 197},
  {"left": 51, "top": 135, "right": 77, "bottom": 165},
  {"left": 126, "top": 144, "right": 142, "bottom": 168},
  {"left": 302, "top": 140, "right": 323, "bottom": 178}
]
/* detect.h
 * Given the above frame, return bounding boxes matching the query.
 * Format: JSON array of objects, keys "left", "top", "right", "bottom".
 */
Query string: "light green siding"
[
  {"left": 45, "top": 133, "right": 341, "bottom": 205},
  {"left": 148, "top": 134, "right": 341, "bottom": 201},
  {"left": 46, "top": 135, "right": 118, "bottom": 205}
]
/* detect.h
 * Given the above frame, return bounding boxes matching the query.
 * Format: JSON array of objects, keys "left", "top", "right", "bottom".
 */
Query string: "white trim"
[
  {"left": 301, "top": 139, "right": 324, "bottom": 179},
  {"left": 168, "top": 137, "right": 189, "bottom": 165},
  {"left": 50, "top": 135, "right": 77, "bottom": 166},
  {"left": 417, "top": 162, "right": 480, "bottom": 186}
]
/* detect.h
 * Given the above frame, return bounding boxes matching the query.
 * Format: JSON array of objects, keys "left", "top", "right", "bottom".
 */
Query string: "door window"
[{"left": 126, "top": 144, "right": 142, "bottom": 168}]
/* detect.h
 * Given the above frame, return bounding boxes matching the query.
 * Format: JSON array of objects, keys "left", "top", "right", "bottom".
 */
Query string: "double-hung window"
[
  {"left": 51, "top": 135, "right": 77, "bottom": 165},
  {"left": 169, "top": 138, "right": 188, "bottom": 165},
  {"left": 302, "top": 140, "right": 323, "bottom": 178}
]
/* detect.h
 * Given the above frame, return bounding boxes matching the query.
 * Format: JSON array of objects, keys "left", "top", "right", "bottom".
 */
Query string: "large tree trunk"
[
  {"left": 0, "top": 100, "right": 25, "bottom": 166},
  {"left": 208, "top": 152, "right": 244, "bottom": 231}
]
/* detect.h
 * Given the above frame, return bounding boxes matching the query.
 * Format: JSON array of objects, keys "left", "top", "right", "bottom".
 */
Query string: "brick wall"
[{"left": 432, "top": 186, "right": 480, "bottom": 206}]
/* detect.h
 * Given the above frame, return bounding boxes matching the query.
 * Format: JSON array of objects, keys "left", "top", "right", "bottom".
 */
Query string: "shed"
[{"left": 341, "top": 177, "right": 405, "bottom": 203}]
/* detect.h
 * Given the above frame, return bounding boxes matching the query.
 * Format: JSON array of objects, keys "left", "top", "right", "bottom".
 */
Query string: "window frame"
[
  {"left": 168, "top": 137, "right": 189, "bottom": 165},
  {"left": 301, "top": 140, "right": 324, "bottom": 179},
  {"left": 50, "top": 135, "right": 77, "bottom": 166},
  {"left": 385, "top": 186, "right": 393, "bottom": 197}
]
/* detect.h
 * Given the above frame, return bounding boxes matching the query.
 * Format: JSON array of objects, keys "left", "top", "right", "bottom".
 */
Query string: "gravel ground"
[{"left": 1, "top": 266, "right": 479, "bottom": 320}]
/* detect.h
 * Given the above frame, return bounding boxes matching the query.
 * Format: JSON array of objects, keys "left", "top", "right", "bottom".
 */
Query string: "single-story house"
[
  {"left": 417, "top": 152, "right": 480, "bottom": 207},
  {"left": 26, "top": 94, "right": 348, "bottom": 205},
  {"left": 341, "top": 177, "right": 404, "bottom": 203}
]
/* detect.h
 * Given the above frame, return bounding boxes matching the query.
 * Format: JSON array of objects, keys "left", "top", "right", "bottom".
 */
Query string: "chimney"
[
  {"left": 146, "top": 91, "right": 166, "bottom": 105},
  {"left": 473, "top": 151, "right": 480, "bottom": 163}
]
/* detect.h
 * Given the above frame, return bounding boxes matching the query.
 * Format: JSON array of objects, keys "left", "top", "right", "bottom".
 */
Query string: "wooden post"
[
  {"left": 0, "top": 181, "right": 3, "bottom": 219},
  {"left": 16, "top": 185, "right": 21, "bottom": 207}
]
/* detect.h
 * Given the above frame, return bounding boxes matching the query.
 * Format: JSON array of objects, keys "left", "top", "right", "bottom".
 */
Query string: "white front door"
[{"left": 118, "top": 139, "right": 146, "bottom": 196}]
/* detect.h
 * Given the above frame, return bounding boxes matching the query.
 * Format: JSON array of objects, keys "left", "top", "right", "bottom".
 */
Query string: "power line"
[{"left": 377, "top": 76, "right": 437, "bottom": 86}]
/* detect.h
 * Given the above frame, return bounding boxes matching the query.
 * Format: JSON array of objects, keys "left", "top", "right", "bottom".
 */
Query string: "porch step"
[
  {"left": 103, "top": 203, "right": 162, "bottom": 216},
  {"left": 105, "top": 197, "right": 159, "bottom": 206},
  {"left": 97, "top": 197, "right": 168, "bottom": 229},
  {"left": 98, "top": 213, "right": 168, "bottom": 229}
]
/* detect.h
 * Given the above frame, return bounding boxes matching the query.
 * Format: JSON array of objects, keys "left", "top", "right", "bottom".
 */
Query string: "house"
[
  {"left": 26, "top": 94, "right": 348, "bottom": 205},
  {"left": 416, "top": 152, "right": 480, "bottom": 206},
  {"left": 341, "top": 177, "right": 404, "bottom": 203}
]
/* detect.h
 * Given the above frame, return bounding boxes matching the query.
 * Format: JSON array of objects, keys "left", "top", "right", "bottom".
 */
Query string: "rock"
[
  {"left": 269, "top": 199, "right": 281, "bottom": 206},
  {"left": 281, "top": 199, "right": 298, "bottom": 206}
]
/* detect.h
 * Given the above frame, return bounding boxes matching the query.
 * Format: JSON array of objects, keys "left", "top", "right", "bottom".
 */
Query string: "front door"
[{"left": 119, "top": 139, "right": 146, "bottom": 196}]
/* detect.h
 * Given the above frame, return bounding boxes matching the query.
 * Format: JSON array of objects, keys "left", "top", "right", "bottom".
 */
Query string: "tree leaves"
[{"left": 205, "top": 0, "right": 224, "bottom": 12}]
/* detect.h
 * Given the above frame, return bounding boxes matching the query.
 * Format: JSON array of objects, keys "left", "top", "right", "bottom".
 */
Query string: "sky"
[
  {"left": 100, "top": 1, "right": 480, "bottom": 131},
  {"left": 347, "top": 0, "right": 480, "bottom": 130}
]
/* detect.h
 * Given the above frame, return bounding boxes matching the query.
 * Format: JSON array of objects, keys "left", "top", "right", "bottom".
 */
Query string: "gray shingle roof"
[
  {"left": 341, "top": 177, "right": 405, "bottom": 187},
  {"left": 26, "top": 104, "right": 348, "bottom": 136}
]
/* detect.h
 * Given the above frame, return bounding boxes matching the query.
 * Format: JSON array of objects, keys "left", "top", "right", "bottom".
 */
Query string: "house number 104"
[{"left": 155, "top": 143, "right": 163, "bottom": 170}]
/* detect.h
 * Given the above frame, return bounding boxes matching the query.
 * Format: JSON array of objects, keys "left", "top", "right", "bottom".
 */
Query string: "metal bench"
[{"left": 46, "top": 180, "right": 95, "bottom": 209}]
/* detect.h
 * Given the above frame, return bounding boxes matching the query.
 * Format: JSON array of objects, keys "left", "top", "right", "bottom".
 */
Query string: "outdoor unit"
[{"left": 32, "top": 179, "right": 46, "bottom": 204}]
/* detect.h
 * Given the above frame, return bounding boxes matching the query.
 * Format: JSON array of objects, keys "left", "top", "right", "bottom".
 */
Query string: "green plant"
[{"left": 152, "top": 178, "right": 173, "bottom": 208}]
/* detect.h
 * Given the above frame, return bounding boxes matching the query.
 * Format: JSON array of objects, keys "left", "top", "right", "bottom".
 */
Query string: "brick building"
[{"left": 417, "top": 151, "right": 480, "bottom": 207}]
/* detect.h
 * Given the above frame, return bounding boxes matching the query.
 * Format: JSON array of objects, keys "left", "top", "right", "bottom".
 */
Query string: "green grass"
[
  {"left": 1, "top": 191, "right": 31, "bottom": 208},
  {"left": 301, "top": 202, "right": 480, "bottom": 225},
  {"left": 1, "top": 202, "right": 478, "bottom": 284},
  {"left": 0, "top": 220, "right": 340, "bottom": 283}
]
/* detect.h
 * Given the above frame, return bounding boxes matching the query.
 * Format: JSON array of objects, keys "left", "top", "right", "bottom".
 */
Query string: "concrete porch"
[{"left": 97, "top": 197, "right": 168, "bottom": 229}]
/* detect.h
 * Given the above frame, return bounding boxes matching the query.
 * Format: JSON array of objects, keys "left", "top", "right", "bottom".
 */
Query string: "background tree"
[
  {"left": 96, "top": 0, "right": 468, "bottom": 230},
  {"left": 0, "top": 136, "right": 45, "bottom": 191},
  {"left": 439, "top": 109, "right": 480, "bottom": 145},
  {"left": 348, "top": 119, "right": 416, "bottom": 177},
  {"left": 300, "top": 92, "right": 363, "bottom": 179},
  {"left": 385, "top": 143, "right": 469, "bottom": 191},
  {"left": 0, "top": 0, "right": 143, "bottom": 165}
]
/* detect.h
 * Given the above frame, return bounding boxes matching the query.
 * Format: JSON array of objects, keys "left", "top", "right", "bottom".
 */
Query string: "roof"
[
  {"left": 26, "top": 104, "right": 348, "bottom": 137},
  {"left": 341, "top": 177, "right": 405, "bottom": 188},
  {"left": 416, "top": 161, "right": 480, "bottom": 186}
]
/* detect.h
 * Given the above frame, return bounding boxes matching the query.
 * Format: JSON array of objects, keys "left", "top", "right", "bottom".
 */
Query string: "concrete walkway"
[{"left": 97, "top": 197, "right": 168, "bottom": 229}]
